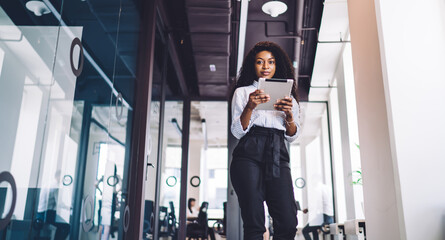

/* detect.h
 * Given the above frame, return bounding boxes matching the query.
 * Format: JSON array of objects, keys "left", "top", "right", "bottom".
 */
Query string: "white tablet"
[{"left": 256, "top": 78, "right": 294, "bottom": 111}]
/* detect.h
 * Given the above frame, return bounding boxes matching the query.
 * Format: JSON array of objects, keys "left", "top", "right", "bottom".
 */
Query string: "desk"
[
  {"left": 186, "top": 218, "right": 223, "bottom": 226},
  {"left": 344, "top": 219, "right": 366, "bottom": 239}
]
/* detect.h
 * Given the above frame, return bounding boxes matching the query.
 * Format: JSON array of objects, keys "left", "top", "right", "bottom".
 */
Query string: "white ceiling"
[
  {"left": 310, "top": 0, "right": 350, "bottom": 89},
  {"left": 300, "top": 0, "right": 350, "bottom": 144}
]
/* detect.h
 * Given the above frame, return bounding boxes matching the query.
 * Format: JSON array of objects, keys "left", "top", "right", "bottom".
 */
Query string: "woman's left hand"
[{"left": 274, "top": 97, "right": 293, "bottom": 119}]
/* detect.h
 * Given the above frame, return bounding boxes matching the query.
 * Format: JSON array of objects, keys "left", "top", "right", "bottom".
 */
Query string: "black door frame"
[{"left": 125, "top": 0, "right": 158, "bottom": 238}]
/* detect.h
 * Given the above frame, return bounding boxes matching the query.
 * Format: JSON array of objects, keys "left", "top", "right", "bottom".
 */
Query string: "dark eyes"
[{"left": 256, "top": 60, "right": 275, "bottom": 65}]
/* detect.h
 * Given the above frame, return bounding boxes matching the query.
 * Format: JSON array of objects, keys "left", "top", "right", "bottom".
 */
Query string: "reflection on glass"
[
  {"left": 77, "top": 105, "right": 128, "bottom": 239},
  {"left": 0, "top": 0, "right": 141, "bottom": 238},
  {"left": 96, "top": 142, "right": 125, "bottom": 240},
  {"left": 36, "top": 170, "right": 70, "bottom": 239}
]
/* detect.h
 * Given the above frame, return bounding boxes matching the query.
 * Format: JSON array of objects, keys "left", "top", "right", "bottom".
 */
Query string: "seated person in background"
[
  {"left": 302, "top": 183, "right": 334, "bottom": 240},
  {"left": 187, "top": 198, "right": 199, "bottom": 220},
  {"left": 186, "top": 201, "right": 215, "bottom": 240}
]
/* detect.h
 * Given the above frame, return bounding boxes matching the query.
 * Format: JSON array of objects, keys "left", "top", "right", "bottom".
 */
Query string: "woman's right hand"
[{"left": 246, "top": 90, "right": 270, "bottom": 110}]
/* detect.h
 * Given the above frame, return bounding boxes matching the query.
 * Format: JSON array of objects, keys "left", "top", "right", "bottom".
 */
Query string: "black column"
[
  {"left": 70, "top": 102, "right": 92, "bottom": 240},
  {"left": 153, "top": 32, "right": 169, "bottom": 240},
  {"left": 178, "top": 99, "right": 191, "bottom": 240},
  {"left": 125, "top": 0, "right": 158, "bottom": 238}
]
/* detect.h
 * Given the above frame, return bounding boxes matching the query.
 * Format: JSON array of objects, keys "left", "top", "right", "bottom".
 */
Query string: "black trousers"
[{"left": 230, "top": 126, "right": 298, "bottom": 240}]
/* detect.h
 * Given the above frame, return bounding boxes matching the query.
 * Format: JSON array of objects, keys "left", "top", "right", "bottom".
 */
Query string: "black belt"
[{"left": 248, "top": 126, "right": 285, "bottom": 181}]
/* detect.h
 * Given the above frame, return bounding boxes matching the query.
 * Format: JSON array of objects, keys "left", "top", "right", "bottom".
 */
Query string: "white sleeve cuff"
[
  {"left": 284, "top": 119, "right": 300, "bottom": 143},
  {"left": 285, "top": 100, "right": 301, "bottom": 143},
  {"left": 231, "top": 117, "right": 251, "bottom": 139}
]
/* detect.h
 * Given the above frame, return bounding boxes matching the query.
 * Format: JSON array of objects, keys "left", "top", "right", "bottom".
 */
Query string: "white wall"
[
  {"left": 343, "top": 44, "right": 365, "bottom": 220},
  {"left": 348, "top": 0, "right": 445, "bottom": 239},
  {"left": 305, "top": 135, "right": 324, "bottom": 226},
  {"left": 375, "top": 0, "right": 445, "bottom": 239},
  {"left": 188, "top": 140, "right": 202, "bottom": 204},
  {"left": 328, "top": 87, "right": 347, "bottom": 223}
]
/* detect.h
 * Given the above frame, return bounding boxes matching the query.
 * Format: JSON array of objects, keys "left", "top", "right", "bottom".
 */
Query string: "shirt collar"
[{"left": 253, "top": 80, "right": 258, "bottom": 88}]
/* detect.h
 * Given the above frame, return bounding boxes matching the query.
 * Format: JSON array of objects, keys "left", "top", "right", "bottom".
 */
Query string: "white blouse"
[{"left": 231, "top": 80, "right": 301, "bottom": 142}]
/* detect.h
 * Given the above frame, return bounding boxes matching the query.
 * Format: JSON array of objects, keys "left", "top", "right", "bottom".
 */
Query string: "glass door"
[
  {"left": 0, "top": 0, "right": 142, "bottom": 239},
  {"left": 0, "top": 1, "right": 84, "bottom": 239},
  {"left": 143, "top": 22, "right": 184, "bottom": 240}
]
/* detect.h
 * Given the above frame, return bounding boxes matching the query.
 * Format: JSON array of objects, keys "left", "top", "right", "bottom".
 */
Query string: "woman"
[
  {"left": 230, "top": 41, "right": 300, "bottom": 240},
  {"left": 187, "top": 198, "right": 199, "bottom": 220}
]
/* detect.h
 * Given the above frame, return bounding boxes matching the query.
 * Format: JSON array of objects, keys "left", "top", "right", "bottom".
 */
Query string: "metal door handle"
[{"left": 146, "top": 161, "right": 155, "bottom": 180}]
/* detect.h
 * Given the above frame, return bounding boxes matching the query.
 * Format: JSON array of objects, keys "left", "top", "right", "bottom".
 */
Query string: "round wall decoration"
[
  {"left": 190, "top": 176, "right": 201, "bottom": 187},
  {"left": 295, "top": 177, "right": 306, "bottom": 189}
]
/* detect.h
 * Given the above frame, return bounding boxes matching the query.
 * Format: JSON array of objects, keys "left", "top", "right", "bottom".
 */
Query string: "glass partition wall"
[
  {"left": 0, "top": 1, "right": 225, "bottom": 239},
  {"left": 0, "top": 0, "right": 145, "bottom": 239}
]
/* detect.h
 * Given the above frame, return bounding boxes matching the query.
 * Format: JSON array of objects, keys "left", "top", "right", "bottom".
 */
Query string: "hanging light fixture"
[
  {"left": 262, "top": 0, "right": 288, "bottom": 18},
  {"left": 26, "top": 0, "right": 51, "bottom": 16},
  {"left": 201, "top": 119, "right": 208, "bottom": 150},
  {"left": 171, "top": 118, "right": 182, "bottom": 137}
]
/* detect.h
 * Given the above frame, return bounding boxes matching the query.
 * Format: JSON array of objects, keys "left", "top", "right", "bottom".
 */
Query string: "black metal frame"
[
  {"left": 125, "top": 0, "right": 158, "bottom": 238},
  {"left": 178, "top": 98, "right": 191, "bottom": 240},
  {"left": 70, "top": 102, "right": 92, "bottom": 240},
  {"left": 153, "top": 26, "right": 169, "bottom": 240}
]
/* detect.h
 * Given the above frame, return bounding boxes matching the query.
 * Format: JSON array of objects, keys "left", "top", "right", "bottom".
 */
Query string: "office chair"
[
  {"left": 168, "top": 201, "right": 178, "bottom": 239},
  {"left": 212, "top": 202, "right": 226, "bottom": 237},
  {"left": 143, "top": 200, "right": 154, "bottom": 239},
  {"left": 186, "top": 202, "right": 209, "bottom": 240},
  {"left": 158, "top": 206, "right": 170, "bottom": 236}
]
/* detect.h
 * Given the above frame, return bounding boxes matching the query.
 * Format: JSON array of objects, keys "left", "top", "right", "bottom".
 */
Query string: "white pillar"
[
  {"left": 327, "top": 87, "right": 347, "bottom": 223},
  {"left": 335, "top": 59, "right": 357, "bottom": 220},
  {"left": 347, "top": 0, "right": 404, "bottom": 239}
]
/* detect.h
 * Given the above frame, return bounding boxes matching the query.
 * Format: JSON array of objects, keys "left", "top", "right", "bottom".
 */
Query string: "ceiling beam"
[
  {"left": 167, "top": 34, "right": 189, "bottom": 97},
  {"left": 157, "top": 2, "right": 189, "bottom": 97},
  {"left": 236, "top": 0, "right": 249, "bottom": 73}
]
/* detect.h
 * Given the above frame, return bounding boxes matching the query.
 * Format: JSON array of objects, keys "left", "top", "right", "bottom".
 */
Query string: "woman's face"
[
  {"left": 191, "top": 200, "right": 195, "bottom": 207},
  {"left": 254, "top": 50, "right": 276, "bottom": 79}
]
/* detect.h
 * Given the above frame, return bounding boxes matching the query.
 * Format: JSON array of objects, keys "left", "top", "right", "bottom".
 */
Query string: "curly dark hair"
[{"left": 232, "top": 41, "right": 298, "bottom": 101}]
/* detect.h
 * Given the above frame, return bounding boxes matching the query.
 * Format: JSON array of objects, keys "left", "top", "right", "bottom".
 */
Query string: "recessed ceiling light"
[
  {"left": 26, "top": 0, "right": 51, "bottom": 17},
  {"left": 209, "top": 64, "right": 216, "bottom": 72},
  {"left": 262, "top": 1, "right": 288, "bottom": 18}
]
